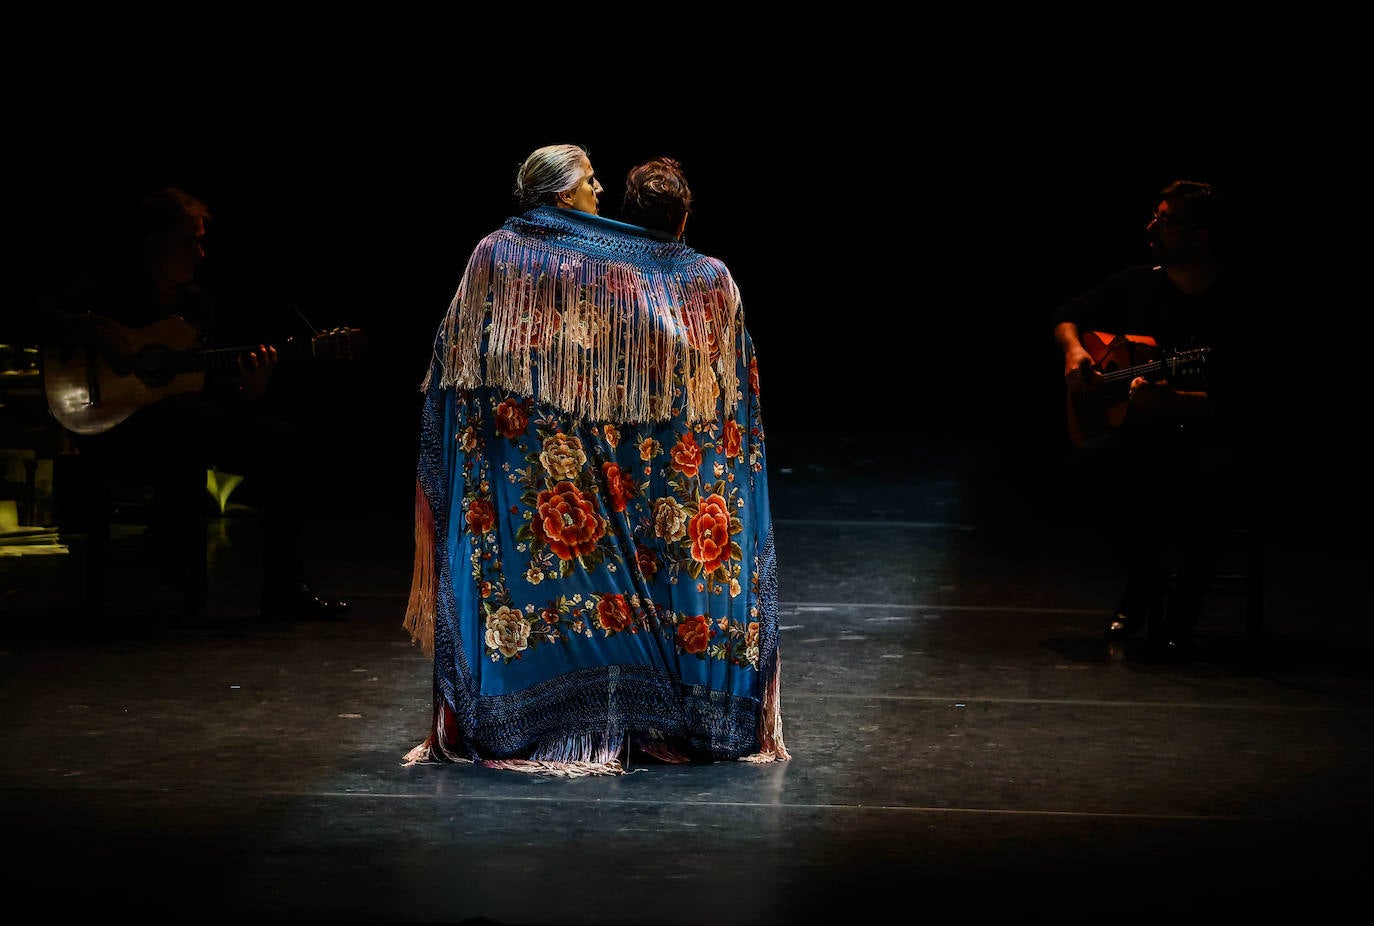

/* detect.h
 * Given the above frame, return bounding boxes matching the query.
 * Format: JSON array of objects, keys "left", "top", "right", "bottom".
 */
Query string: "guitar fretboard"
[{"left": 1098, "top": 349, "right": 1209, "bottom": 385}]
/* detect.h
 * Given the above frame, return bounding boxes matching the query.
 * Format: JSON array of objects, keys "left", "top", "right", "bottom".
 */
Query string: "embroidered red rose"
[
  {"left": 530, "top": 481, "right": 606, "bottom": 560},
  {"left": 494, "top": 398, "right": 530, "bottom": 439},
  {"left": 688, "top": 493, "right": 734, "bottom": 572},
  {"left": 635, "top": 544, "right": 658, "bottom": 581},
  {"left": 676, "top": 614, "right": 713, "bottom": 654},
  {"left": 601, "top": 461, "right": 637, "bottom": 513},
  {"left": 465, "top": 498, "right": 496, "bottom": 535},
  {"left": 669, "top": 430, "right": 702, "bottom": 478},
  {"left": 748, "top": 356, "right": 759, "bottom": 395},
  {"left": 721, "top": 419, "right": 742, "bottom": 459},
  {"left": 595, "top": 594, "right": 634, "bottom": 633}
]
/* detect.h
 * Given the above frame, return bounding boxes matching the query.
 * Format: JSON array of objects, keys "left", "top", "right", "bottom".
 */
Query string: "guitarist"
[
  {"left": 1050, "top": 180, "right": 1252, "bottom": 660},
  {"left": 40, "top": 186, "right": 348, "bottom": 621}
]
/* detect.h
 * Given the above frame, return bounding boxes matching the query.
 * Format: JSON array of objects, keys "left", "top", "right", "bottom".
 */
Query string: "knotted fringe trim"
[
  {"left": 740, "top": 655, "right": 790, "bottom": 763},
  {"left": 436, "top": 231, "right": 740, "bottom": 425},
  {"left": 479, "top": 757, "right": 625, "bottom": 778},
  {"left": 402, "top": 478, "right": 436, "bottom": 657},
  {"left": 481, "top": 730, "right": 628, "bottom": 778}
]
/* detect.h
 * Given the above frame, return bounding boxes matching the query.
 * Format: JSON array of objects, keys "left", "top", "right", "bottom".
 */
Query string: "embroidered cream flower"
[
  {"left": 525, "top": 564, "right": 544, "bottom": 585},
  {"left": 485, "top": 606, "right": 531, "bottom": 658},
  {"left": 539, "top": 433, "right": 587, "bottom": 482},
  {"left": 653, "top": 497, "right": 688, "bottom": 542}
]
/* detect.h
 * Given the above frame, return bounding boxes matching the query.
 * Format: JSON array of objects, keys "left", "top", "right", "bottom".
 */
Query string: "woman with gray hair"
[{"left": 513, "top": 143, "right": 603, "bottom": 214}]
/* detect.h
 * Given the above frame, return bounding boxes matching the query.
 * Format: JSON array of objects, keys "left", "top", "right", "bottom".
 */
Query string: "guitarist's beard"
[{"left": 1148, "top": 234, "right": 1206, "bottom": 268}]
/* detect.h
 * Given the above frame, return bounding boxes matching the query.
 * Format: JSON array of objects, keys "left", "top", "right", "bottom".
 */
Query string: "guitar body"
[
  {"left": 43, "top": 314, "right": 367, "bottom": 436},
  {"left": 1065, "top": 330, "right": 1161, "bottom": 447},
  {"left": 43, "top": 317, "right": 207, "bottom": 435}
]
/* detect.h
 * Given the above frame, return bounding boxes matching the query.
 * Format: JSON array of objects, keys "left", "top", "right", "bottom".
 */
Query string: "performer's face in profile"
[
  {"left": 562, "top": 156, "right": 603, "bottom": 215},
  {"left": 150, "top": 215, "right": 207, "bottom": 286},
  {"left": 1146, "top": 197, "right": 1201, "bottom": 263}
]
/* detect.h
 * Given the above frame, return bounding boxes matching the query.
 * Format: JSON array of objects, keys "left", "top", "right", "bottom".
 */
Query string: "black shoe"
[
  {"left": 1104, "top": 608, "right": 1143, "bottom": 641},
  {"left": 261, "top": 582, "right": 350, "bottom": 620},
  {"left": 1105, "top": 592, "right": 1157, "bottom": 641}
]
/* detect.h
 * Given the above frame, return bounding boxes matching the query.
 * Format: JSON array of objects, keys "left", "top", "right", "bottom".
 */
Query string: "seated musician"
[
  {"left": 39, "top": 186, "right": 348, "bottom": 620},
  {"left": 1051, "top": 179, "right": 1255, "bottom": 660}
]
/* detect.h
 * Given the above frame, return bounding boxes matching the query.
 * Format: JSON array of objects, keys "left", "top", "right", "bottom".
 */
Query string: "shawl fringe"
[
  {"left": 435, "top": 216, "right": 740, "bottom": 425},
  {"left": 741, "top": 655, "right": 790, "bottom": 762},
  {"left": 403, "top": 478, "right": 436, "bottom": 657}
]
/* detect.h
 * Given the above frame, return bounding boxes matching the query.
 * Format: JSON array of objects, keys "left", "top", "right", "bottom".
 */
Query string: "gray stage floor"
[{"left": 1, "top": 434, "right": 1369, "bottom": 924}]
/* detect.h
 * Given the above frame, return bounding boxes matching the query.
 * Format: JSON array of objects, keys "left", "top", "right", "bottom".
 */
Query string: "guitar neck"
[
  {"left": 193, "top": 340, "right": 299, "bottom": 371},
  {"left": 1100, "top": 358, "right": 1171, "bottom": 384},
  {"left": 1099, "top": 352, "right": 1206, "bottom": 385}
]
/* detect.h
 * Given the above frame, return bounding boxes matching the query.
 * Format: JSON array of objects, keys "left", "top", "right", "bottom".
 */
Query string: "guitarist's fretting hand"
[{"left": 237, "top": 344, "right": 279, "bottom": 399}]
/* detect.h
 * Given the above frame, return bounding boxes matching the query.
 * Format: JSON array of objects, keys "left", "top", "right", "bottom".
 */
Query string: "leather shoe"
[
  {"left": 1104, "top": 609, "right": 1143, "bottom": 641},
  {"left": 262, "top": 582, "right": 350, "bottom": 620}
]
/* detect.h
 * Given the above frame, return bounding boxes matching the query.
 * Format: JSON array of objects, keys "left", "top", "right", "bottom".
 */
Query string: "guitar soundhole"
[{"left": 135, "top": 346, "right": 176, "bottom": 387}]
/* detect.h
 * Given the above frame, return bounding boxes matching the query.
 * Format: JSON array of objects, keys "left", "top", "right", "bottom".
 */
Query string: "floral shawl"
[{"left": 402, "top": 207, "right": 787, "bottom": 775}]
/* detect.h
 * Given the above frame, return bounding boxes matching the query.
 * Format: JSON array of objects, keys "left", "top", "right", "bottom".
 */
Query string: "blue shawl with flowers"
[{"left": 403, "top": 206, "right": 787, "bottom": 775}]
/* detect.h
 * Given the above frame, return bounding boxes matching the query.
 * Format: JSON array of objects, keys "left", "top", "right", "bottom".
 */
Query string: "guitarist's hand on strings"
[
  {"left": 237, "top": 344, "right": 279, "bottom": 399},
  {"left": 1062, "top": 343, "right": 1101, "bottom": 396}
]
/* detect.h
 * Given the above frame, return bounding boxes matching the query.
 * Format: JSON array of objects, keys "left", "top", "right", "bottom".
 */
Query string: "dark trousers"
[
  {"left": 1068, "top": 422, "right": 1243, "bottom": 631},
  {"left": 75, "top": 393, "right": 308, "bottom": 595}
]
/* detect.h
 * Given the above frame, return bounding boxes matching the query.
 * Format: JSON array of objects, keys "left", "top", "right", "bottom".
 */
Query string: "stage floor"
[{"left": 1, "top": 433, "right": 1368, "bottom": 924}]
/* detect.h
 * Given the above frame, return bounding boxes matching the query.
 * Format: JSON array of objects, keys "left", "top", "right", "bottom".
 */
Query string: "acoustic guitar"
[
  {"left": 1065, "top": 329, "right": 1210, "bottom": 446},
  {"left": 43, "top": 315, "right": 366, "bottom": 435}
]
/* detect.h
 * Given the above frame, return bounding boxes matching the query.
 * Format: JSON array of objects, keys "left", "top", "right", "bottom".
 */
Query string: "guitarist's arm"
[
  {"left": 1054, "top": 321, "right": 1101, "bottom": 394},
  {"left": 40, "top": 305, "right": 135, "bottom": 375},
  {"left": 1127, "top": 377, "right": 1212, "bottom": 420}
]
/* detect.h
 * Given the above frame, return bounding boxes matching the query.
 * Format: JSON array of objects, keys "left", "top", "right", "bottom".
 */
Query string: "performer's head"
[
  {"left": 515, "top": 144, "right": 602, "bottom": 215},
  {"left": 1147, "top": 180, "right": 1219, "bottom": 266},
  {"left": 621, "top": 157, "right": 692, "bottom": 240},
  {"left": 135, "top": 186, "right": 211, "bottom": 287}
]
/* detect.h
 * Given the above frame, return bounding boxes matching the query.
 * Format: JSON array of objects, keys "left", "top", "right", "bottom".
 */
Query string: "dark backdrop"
[{"left": 8, "top": 67, "right": 1344, "bottom": 538}]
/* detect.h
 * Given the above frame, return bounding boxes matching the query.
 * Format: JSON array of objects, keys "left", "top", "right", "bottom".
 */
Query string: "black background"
[{"left": 7, "top": 40, "right": 1354, "bottom": 536}]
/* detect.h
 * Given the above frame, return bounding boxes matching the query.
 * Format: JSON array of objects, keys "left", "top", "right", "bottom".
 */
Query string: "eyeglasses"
[{"left": 1150, "top": 210, "right": 1184, "bottom": 228}]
